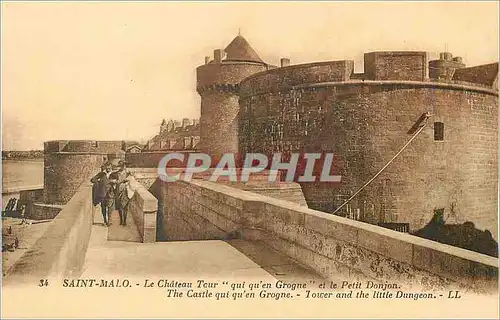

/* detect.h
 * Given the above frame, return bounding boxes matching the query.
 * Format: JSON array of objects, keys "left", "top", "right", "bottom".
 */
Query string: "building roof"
[
  {"left": 224, "top": 35, "right": 264, "bottom": 63},
  {"left": 144, "top": 121, "right": 200, "bottom": 151},
  {"left": 453, "top": 63, "right": 499, "bottom": 87}
]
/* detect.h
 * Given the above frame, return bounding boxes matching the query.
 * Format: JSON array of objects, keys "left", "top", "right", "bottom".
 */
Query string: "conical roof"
[{"left": 224, "top": 35, "right": 264, "bottom": 63}]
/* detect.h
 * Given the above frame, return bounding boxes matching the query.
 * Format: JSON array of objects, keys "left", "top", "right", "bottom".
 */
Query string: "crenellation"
[
  {"left": 239, "top": 63, "right": 498, "bottom": 238},
  {"left": 196, "top": 36, "right": 270, "bottom": 159}
]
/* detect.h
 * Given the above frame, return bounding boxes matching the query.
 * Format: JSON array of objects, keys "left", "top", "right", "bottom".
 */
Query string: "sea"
[{"left": 2, "top": 160, "right": 44, "bottom": 209}]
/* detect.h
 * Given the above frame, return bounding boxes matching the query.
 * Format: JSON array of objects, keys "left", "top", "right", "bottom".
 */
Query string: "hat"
[{"left": 118, "top": 160, "right": 128, "bottom": 167}]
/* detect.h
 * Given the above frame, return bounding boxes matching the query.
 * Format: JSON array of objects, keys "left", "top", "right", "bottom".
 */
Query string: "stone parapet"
[
  {"left": 128, "top": 176, "right": 158, "bottom": 243},
  {"left": 160, "top": 179, "right": 498, "bottom": 293},
  {"left": 3, "top": 182, "right": 94, "bottom": 285}
]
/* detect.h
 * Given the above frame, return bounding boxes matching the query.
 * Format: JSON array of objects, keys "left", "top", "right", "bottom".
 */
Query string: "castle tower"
[
  {"left": 43, "top": 140, "right": 124, "bottom": 204},
  {"left": 196, "top": 35, "right": 270, "bottom": 161},
  {"left": 429, "top": 52, "right": 466, "bottom": 80}
]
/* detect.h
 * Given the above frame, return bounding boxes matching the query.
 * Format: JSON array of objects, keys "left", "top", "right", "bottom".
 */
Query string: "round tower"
[
  {"left": 43, "top": 140, "right": 124, "bottom": 204},
  {"left": 239, "top": 56, "right": 498, "bottom": 238},
  {"left": 196, "top": 35, "right": 270, "bottom": 161},
  {"left": 429, "top": 52, "right": 466, "bottom": 80}
]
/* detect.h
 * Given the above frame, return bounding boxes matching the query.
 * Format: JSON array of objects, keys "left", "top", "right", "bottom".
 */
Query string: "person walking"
[
  {"left": 90, "top": 162, "right": 115, "bottom": 226},
  {"left": 111, "top": 160, "right": 132, "bottom": 226}
]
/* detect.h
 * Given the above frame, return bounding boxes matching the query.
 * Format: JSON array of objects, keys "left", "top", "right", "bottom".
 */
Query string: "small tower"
[
  {"left": 196, "top": 34, "right": 269, "bottom": 161},
  {"left": 429, "top": 52, "right": 466, "bottom": 80}
]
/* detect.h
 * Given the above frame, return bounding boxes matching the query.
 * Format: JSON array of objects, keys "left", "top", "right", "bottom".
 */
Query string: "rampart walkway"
[
  {"left": 84, "top": 207, "right": 323, "bottom": 282},
  {"left": 3, "top": 172, "right": 497, "bottom": 297}
]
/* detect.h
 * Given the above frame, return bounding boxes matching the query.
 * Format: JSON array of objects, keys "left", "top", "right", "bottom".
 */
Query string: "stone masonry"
[{"left": 196, "top": 35, "right": 498, "bottom": 239}]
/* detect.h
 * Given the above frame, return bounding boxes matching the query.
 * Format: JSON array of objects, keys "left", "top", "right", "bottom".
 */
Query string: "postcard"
[{"left": 2, "top": 1, "right": 499, "bottom": 319}]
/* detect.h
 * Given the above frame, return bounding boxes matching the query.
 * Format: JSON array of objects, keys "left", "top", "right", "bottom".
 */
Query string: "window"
[
  {"left": 92, "top": 141, "right": 98, "bottom": 147},
  {"left": 434, "top": 122, "right": 444, "bottom": 141},
  {"left": 183, "top": 137, "right": 191, "bottom": 149}
]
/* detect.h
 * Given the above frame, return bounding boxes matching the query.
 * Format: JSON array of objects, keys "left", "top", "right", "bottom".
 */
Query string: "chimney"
[
  {"left": 167, "top": 119, "right": 175, "bottom": 132},
  {"left": 280, "top": 58, "right": 290, "bottom": 67},
  {"left": 205, "top": 56, "right": 211, "bottom": 65},
  {"left": 214, "top": 49, "right": 222, "bottom": 63}
]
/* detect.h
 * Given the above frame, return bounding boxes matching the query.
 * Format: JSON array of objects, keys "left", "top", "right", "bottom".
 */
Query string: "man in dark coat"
[
  {"left": 92, "top": 166, "right": 105, "bottom": 206},
  {"left": 90, "top": 162, "right": 115, "bottom": 226}
]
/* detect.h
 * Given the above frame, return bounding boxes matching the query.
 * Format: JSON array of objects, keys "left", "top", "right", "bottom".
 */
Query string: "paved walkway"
[
  {"left": 94, "top": 207, "right": 143, "bottom": 243},
  {"left": 83, "top": 210, "right": 324, "bottom": 283},
  {"left": 82, "top": 220, "right": 277, "bottom": 280}
]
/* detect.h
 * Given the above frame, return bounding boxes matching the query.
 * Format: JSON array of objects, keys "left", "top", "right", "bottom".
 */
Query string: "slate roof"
[{"left": 224, "top": 35, "right": 264, "bottom": 63}]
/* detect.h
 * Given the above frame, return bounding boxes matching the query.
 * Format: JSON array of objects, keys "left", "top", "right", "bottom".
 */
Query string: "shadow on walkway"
[{"left": 227, "top": 239, "right": 325, "bottom": 283}]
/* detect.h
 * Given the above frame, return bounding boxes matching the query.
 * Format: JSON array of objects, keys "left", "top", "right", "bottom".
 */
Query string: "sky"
[{"left": 1, "top": 1, "right": 499, "bottom": 150}]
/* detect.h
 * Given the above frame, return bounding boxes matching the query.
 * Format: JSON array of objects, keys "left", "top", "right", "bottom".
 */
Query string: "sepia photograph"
[{"left": 1, "top": 1, "right": 499, "bottom": 318}]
